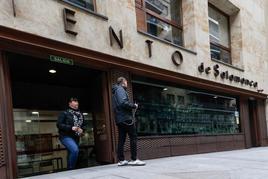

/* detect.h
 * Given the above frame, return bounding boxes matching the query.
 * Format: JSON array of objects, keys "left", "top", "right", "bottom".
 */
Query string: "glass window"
[
  {"left": 15, "top": 109, "right": 94, "bottom": 178},
  {"left": 167, "top": 94, "right": 175, "bottom": 105},
  {"left": 132, "top": 76, "right": 240, "bottom": 136},
  {"left": 64, "top": 0, "right": 95, "bottom": 11},
  {"left": 208, "top": 5, "right": 231, "bottom": 63},
  {"left": 145, "top": 0, "right": 183, "bottom": 46},
  {"left": 210, "top": 43, "right": 231, "bottom": 64},
  {"left": 147, "top": 14, "right": 183, "bottom": 46},
  {"left": 177, "top": 95, "right": 184, "bottom": 105},
  {"left": 145, "top": 0, "right": 181, "bottom": 24}
]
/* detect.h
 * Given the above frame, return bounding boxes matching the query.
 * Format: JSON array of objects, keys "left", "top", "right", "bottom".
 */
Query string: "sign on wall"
[{"left": 49, "top": 55, "right": 74, "bottom": 65}]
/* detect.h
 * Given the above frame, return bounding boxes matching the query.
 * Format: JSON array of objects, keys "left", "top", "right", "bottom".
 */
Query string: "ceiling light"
[
  {"left": 49, "top": 69, "right": 56, "bottom": 74},
  {"left": 26, "top": 120, "right": 32, "bottom": 123},
  {"left": 163, "top": 88, "right": 168, "bottom": 91},
  {"left": 83, "top": 113, "right": 88, "bottom": 116},
  {"left": 31, "top": 111, "right": 39, "bottom": 115}
]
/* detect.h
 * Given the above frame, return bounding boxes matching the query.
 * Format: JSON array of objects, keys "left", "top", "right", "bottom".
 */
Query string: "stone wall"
[{"left": 0, "top": 0, "right": 267, "bottom": 94}]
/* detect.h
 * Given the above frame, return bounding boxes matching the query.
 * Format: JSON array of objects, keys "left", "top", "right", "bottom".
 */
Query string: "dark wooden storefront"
[
  {"left": 0, "top": 25, "right": 267, "bottom": 178},
  {"left": 0, "top": 52, "right": 17, "bottom": 179}
]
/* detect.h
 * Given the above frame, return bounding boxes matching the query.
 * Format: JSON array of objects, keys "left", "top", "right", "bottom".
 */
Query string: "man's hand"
[{"left": 134, "top": 103, "right": 138, "bottom": 109}]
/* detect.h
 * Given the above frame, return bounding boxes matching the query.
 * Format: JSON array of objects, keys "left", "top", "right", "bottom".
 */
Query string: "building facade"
[{"left": 0, "top": 0, "right": 268, "bottom": 178}]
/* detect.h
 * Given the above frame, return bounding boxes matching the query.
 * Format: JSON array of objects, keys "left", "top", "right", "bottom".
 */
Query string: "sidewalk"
[{"left": 25, "top": 147, "right": 268, "bottom": 179}]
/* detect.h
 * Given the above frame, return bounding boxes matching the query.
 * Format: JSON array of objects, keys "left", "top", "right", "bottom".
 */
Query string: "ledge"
[
  {"left": 209, "top": 0, "right": 240, "bottom": 16},
  {"left": 211, "top": 58, "right": 244, "bottom": 72},
  {"left": 138, "top": 133, "right": 245, "bottom": 139},
  {"left": 60, "top": 0, "right": 108, "bottom": 21},
  {"left": 138, "top": 30, "right": 197, "bottom": 55}
]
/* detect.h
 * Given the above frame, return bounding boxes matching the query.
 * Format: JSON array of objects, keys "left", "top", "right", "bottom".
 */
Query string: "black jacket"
[
  {"left": 57, "top": 109, "right": 86, "bottom": 139},
  {"left": 112, "top": 84, "right": 136, "bottom": 124}
]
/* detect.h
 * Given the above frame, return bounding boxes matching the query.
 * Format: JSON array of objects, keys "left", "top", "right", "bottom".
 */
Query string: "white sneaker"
[
  {"left": 128, "top": 159, "right": 146, "bottom": 166},
  {"left": 118, "top": 160, "right": 128, "bottom": 166}
]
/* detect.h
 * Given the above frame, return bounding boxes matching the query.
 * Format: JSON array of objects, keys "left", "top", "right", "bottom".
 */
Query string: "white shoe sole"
[{"left": 128, "top": 163, "right": 146, "bottom": 166}]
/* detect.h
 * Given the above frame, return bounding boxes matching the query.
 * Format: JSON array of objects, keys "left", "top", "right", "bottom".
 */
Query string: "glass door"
[
  {"left": 8, "top": 52, "right": 112, "bottom": 177},
  {"left": 14, "top": 109, "right": 44, "bottom": 177}
]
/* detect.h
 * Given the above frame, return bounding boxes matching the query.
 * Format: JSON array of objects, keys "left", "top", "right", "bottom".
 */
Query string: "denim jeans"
[
  {"left": 117, "top": 122, "right": 137, "bottom": 161},
  {"left": 60, "top": 136, "right": 79, "bottom": 169}
]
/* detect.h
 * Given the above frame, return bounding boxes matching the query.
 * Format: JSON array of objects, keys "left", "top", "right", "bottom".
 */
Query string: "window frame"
[
  {"left": 137, "top": 0, "right": 184, "bottom": 46},
  {"left": 62, "top": 0, "right": 97, "bottom": 13},
  {"left": 61, "top": 0, "right": 108, "bottom": 20},
  {"left": 132, "top": 77, "right": 242, "bottom": 137},
  {"left": 208, "top": 3, "right": 232, "bottom": 64}
]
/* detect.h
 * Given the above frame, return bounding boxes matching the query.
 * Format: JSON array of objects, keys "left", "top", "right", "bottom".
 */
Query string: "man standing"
[
  {"left": 112, "top": 77, "right": 146, "bottom": 166},
  {"left": 57, "top": 97, "right": 85, "bottom": 169}
]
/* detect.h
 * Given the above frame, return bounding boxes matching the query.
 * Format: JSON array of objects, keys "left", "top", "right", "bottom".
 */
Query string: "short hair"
[
  {"left": 69, "top": 97, "right": 78, "bottom": 103},
  {"left": 117, "top": 77, "right": 127, "bottom": 85}
]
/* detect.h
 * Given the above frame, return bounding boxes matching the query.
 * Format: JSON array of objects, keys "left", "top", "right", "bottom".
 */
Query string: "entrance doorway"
[
  {"left": 7, "top": 53, "right": 112, "bottom": 178},
  {"left": 248, "top": 99, "right": 261, "bottom": 147}
]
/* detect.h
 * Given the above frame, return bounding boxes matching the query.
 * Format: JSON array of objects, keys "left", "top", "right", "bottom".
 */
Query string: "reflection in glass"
[
  {"left": 133, "top": 78, "right": 240, "bottom": 136},
  {"left": 66, "top": 0, "right": 94, "bottom": 11},
  {"left": 208, "top": 6, "right": 231, "bottom": 63},
  {"left": 208, "top": 6, "right": 229, "bottom": 47},
  {"left": 145, "top": 0, "right": 181, "bottom": 24},
  {"left": 147, "top": 14, "right": 183, "bottom": 46},
  {"left": 210, "top": 43, "right": 231, "bottom": 64},
  {"left": 14, "top": 109, "right": 94, "bottom": 177}
]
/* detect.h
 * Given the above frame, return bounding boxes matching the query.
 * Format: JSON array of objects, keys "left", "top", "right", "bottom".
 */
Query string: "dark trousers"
[{"left": 117, "top": 122, "right": 137, "bottom": 161}]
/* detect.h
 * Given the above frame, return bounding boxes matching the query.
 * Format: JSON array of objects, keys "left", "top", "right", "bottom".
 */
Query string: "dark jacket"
[
  {"left": 112, "top": 84, "right": 136, "bottom": 124},
  {"left": 57, "top": 109, "right": 86, "bottom": 139}
]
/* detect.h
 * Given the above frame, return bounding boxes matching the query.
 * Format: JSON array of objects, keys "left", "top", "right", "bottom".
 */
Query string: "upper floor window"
[
  {"left": 208, "top": 5, "right": 231, "bottom": 64},
  {"left": 135, "top": 0, "right": 183, "bottom": 46},
  {"left": 63, "top": 0, "right": 95, "bottom": 12}
]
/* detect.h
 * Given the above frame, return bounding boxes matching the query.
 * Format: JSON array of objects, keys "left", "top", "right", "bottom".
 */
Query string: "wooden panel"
[
  {"left": 135, "top": 0, "right": 146, "bottom": 32},
  {"left": 135, "top": 7, "right": 147, "bottom": 32},
  {"left": 0, "top": 129, "right": 5, "bottom": 167},
  {"left": 0, "top": 52, "right": 7, "bottom": 178},
  {"left": 240, "top": 97, "right": 252, "bottom": 148},
  {"left": 196, "top": 136, "right": 217, "bottom": 153},
  {"left": 132, "top": 134, "right": 246, "bottom": 160},
  {"left": 217, "top": 141, "right": 235, "bottom": 151},
  {"left": 89, "top": 72, "right": 114, "bottom": 163},
  {"left": 170, "top": 137, "right": 197, "bottom": 156},
  {"left": 217, "top": 135, "right": 236, "bottom": 151},
  {"left": 0, "top": 167, "right": 7, "bottom": 179},
  {"left": 233, "top": 134, "right": 244, "bottom": 141},
  {"left": 0, "top": 52, "right": 16, "bottom": 179},
  {"left": 233, "top": 141, "right": 245, "bottom": 149},
  {"left": 197, "top": 143, "right": 217, "bottom": 153},
  {"left": 197, "top": 136, "right": 217, "bottom": 144},
  {"left": 135, "top": 0, "right": 143, "bottom": 8},
  {"left": 257, "top": 99, "right": 268, "bottom": 146},
  {"left": 233, "top": 134, "right": 246, "bottom": 149},
  {"left": 170, "top": 136, "right": 197, "bottom": 146},
  {"left": 136, "top": 138, "right": 171, "bottom": 159},
  {"left": 217, "top": 135, "right": 234, "bottom": 142}
]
